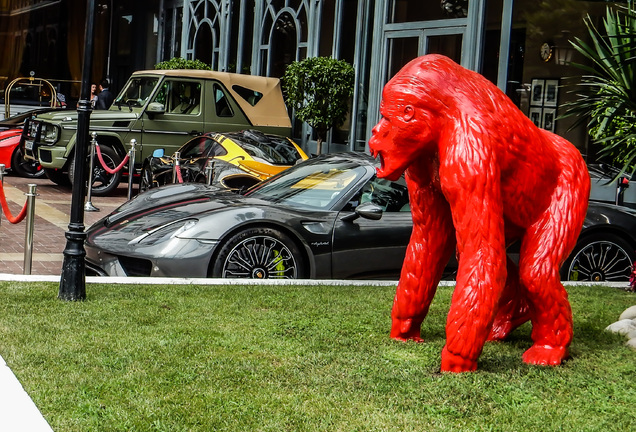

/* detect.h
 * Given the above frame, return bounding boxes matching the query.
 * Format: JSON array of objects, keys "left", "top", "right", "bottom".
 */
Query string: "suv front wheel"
[{"left": 68, "top": 145, "right": 123, "bottom": 196}]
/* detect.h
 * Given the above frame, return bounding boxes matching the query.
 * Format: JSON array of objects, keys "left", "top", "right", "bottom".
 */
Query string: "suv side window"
[
  {"left": 152, "top": 80, "right": 201, "bottom": 115},
  {"left": 214, "top": 84, "right": 233, "bottom": 117}
]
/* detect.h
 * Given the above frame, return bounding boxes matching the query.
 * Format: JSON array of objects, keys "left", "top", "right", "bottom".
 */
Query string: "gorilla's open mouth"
[{"left": 370, "top": 149, "right": 384, "bottom": 170}]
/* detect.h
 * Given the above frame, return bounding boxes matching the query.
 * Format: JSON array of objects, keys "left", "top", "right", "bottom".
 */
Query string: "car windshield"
[
  {"left": 114, "top": 77, "right": 159, "bottom": 108},
  {"left": 232, "top": 132, "right": 303, "bottom": 165},
  {"left": 246, "top": 158, "right": 369, "bottom": 210}
]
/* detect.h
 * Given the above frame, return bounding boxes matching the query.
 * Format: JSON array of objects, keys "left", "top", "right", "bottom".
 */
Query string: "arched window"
[
  {"left": 257, "top": 1, "right": 310, "bottom": 77},
  {"left": 268, "top": 12, "right": 297, "bottom": 77},
  {"left": 184, "top": 0, "right": 224, "bottom": 69}
]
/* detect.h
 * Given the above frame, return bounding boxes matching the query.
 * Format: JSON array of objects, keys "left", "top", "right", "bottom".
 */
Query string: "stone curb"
[{"left": 0, "top": 274, "right": 631, "bottom": 288}]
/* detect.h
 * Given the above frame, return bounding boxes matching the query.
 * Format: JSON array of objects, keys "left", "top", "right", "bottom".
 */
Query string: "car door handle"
[{"left": 189, "top": 130, "right": 202, "bottom": 136}]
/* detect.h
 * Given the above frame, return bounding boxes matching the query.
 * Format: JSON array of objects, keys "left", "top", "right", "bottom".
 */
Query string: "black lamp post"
[{"left": 59, "top": 0, "right": 97, "bottom": 301}]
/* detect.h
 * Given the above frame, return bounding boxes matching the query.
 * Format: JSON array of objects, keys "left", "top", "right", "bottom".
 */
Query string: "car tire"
[
  {"left": 69, "top": 145, "right": 122, "bottom": 196},
  {"left": 11, "top": 146, "right": 45, "bottom": 178},
  {"left": 211, "top": 227, "right": 305, "bottom": 279},
  {"left": 44, "top": 167, "right": 71, "bottom": 186},
  {"left": 138, "top": 164, "right": 154, "bottom": 194},
  {"left": 561, "top": 233, "right": 636, "bottom": 282}
]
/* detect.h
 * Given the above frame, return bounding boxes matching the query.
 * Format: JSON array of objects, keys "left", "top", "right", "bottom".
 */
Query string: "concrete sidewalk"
[{"left": 0, "top": 354, "right": 54, "bottom": 432}]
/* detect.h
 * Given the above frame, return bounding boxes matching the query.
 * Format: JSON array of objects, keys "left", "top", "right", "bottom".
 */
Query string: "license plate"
[{"left": 25, "top": 140, "right": 34, "bottom": 150}]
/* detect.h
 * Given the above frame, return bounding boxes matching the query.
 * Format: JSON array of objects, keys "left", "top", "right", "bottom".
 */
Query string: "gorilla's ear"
[{"left": 402, "top": 105, "right": 415, "bottom": 122}]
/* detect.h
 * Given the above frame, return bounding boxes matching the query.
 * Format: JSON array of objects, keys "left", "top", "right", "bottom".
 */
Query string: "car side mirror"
[
  {"left": 146, "top": 102, "right": 165, "bottom": 115},
  {"left": 341, "top": 201, "right": 383, "bottom": 222},
  {"left": 356, "top": 202, "right": 383, "bottom": 220},
  {"left": 152, "top": 149, "right": 165, "bottom": 158}
]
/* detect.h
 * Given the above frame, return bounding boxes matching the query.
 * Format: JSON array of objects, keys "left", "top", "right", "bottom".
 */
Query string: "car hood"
[
  {"left": 102, "top": 183, "right": 246, "bottom": 228},
  {"left": 86, "top": 182, "right": 332, "bottom": 253}
]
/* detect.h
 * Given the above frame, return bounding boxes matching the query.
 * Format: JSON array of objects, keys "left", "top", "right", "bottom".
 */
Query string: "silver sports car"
[{"left": 86, "top": 153, "right": 412, "bottom": 279}]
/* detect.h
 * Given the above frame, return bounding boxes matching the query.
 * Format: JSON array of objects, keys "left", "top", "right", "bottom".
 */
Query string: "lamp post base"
[{"left": 58, "top": 223, "right": 87, "bottom": 301}]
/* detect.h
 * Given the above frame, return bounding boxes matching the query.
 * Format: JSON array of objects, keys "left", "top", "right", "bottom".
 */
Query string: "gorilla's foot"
[
  {"left": 390, "top": 317, "right": 424, "bottom": 342},
  {"left": 441, "top": 346, "right": 477, "bottom": 372},
  {"left": 522, "top": 345, "right": 569, "bottom": 366}
]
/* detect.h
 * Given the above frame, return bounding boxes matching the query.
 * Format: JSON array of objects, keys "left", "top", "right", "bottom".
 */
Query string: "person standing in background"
[
  {"left": 95, "top": 79, "right": 114, "bottom": 110},
  {"left": 90, "top": 83, "right": 99, "bottom": 107}
]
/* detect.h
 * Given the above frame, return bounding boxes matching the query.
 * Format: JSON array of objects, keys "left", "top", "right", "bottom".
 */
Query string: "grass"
[{"left": 0, "top": 281, "right": 634, "bottom": 432}]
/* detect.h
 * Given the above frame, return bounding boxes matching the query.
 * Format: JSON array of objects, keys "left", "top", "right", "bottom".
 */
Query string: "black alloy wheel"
[
  {"left": 11, "top": 146, "right": 45, "bottom": 178},
  {"left": 562, "top": 233, "right": 636, "bottom": 282},
  {"left": 211, "top": 227, "right": 304, "bottom": 279},
  {"left": 44, "top": 167, "right": 71, "bottom": 186},
  {"left": 68, "top": 145, "right": 122, "bottom": 196}
]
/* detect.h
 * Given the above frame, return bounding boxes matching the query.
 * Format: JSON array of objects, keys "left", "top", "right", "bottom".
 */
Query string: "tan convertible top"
[{"left": 132, "top": 69, "right": 291, "bottom": 128}]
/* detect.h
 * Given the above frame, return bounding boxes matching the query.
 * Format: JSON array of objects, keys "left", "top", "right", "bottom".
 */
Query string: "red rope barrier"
[
  {"left": 95, "top": 143, "right": 130, "bottom": 174},
  {"left": 0, "top": 183, "right": 28, "bottom": 224},
  {"left": 176, "top": 165, "right": 184, "bottom": 183}
]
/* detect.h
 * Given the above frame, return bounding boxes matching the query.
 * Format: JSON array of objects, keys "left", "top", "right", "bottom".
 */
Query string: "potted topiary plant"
[
  {"left": 155, "top": 57, "right": 212, "bottom": 70},
  {"left": 282, "top": 56, "right": 355, "bottom": 154}
]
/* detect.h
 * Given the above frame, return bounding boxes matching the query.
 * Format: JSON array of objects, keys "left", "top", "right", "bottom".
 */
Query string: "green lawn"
[{"left": 0, "top": 282, "right": 634, "bottom": 432}]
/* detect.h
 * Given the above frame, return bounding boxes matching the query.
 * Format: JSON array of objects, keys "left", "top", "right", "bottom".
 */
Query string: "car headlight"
[
  {"left": 41, "top": 123, "right": 59, "bottom": 144},
  {"left": 134, "top": 219, "right": 199, "bottom": 245},
  {"left": 28, "top": 120, "right": 39, "bottom": 138}
]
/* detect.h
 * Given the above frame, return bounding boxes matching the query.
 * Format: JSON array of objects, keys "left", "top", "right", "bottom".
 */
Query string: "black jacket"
[{"left": 95, "top": 88, "right": 114, "bottom": 110}]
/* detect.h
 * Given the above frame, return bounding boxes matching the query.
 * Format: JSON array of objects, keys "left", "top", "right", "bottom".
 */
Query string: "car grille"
[{"left": 117, "top": 255, "right": 152, "bottom": 277}]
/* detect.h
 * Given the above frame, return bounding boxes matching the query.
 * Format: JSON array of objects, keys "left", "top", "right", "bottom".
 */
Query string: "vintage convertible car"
[
  {"left": 85, "top": 153, "right": 636, "bottom": 282},
  {"left": 139, "top": 129, "right": 308, "bottom": 193}
]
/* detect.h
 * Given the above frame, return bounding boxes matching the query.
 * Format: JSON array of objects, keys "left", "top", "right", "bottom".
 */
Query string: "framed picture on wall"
[
  {"left": 542, "top": 108, "right": 556, "bottom": 132},
  {"left": 531, "top": 79, "right": 545, "bottom": 106},
  {"left": 544, "top": 79, "right": 559, "bottom": 107},
  {"left": 529, "top": 107, "right": 542, "bottom": 127}
]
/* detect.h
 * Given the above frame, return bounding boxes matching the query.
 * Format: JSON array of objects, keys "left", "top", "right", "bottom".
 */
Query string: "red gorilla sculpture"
[{"left": 368, "top": 55, "right": 590, "bottom": 372}]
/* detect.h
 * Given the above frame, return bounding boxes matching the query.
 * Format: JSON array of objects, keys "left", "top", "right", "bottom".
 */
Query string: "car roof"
[{"left": 132, "top": 69, "right": 291, "bottom": 128}]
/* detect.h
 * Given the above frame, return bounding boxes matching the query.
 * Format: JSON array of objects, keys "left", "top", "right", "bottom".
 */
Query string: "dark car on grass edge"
[{"left": 85, "top": 152, "right": 636, "bottom": 282}]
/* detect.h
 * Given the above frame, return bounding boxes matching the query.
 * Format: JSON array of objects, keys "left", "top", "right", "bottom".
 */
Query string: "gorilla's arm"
[
  {"left": 439, "top": 137, "right": 508, "bottom": 371},
  {"left": 390, "top": 169, "right": 455, "bottom": 341}
]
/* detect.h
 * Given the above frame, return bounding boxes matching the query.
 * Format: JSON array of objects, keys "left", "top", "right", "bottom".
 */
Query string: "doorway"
[{"left": 384, "top": 28, "right": 465, "bottom": 83}]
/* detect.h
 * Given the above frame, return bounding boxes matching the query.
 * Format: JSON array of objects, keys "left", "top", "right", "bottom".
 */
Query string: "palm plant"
[{"left": 565, "top": 0, "right": 636, "bottom": 176}]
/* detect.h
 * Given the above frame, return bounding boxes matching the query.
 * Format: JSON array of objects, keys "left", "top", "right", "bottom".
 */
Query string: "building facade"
[{"left": 0, "top": 0, "right": 625, "bottom": 158}]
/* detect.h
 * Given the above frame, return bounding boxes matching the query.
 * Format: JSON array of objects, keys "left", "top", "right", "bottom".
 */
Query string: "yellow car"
[{"left": 139, "top": 129, "right": 309, "bottom": 193}]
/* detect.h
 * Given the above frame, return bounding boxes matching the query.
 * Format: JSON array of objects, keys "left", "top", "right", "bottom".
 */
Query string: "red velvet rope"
[
  {"left": 0, "top": 183, "right": 28, "bottom": 224},
  {"left": 176, "top": 165, "right": 184, "bottom": 183},
  {"left": 95, "top": 143, "right": 130, "bottom": 174}
]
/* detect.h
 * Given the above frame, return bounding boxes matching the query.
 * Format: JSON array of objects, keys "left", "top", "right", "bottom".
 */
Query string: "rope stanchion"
[
  {"left": 85, "top": 132, "right": 99, "bottom": 212},
  {"left": 205, "top": 159, "right": 215, "bottom": 186},
  {"left": 0, "top": 168, "right": 38, "bottom": 274},
  {"left": 23, "top": 184, "right": 37, "bottom": 275},
  {"left": 95, "top": 142, "right": 130, "bottom": 174},
  {"left": 172, "top": 151, "right": 184, "bottom": 183},
  {"left": 127, "top": 139, "right": 137, "bottom": 200}
]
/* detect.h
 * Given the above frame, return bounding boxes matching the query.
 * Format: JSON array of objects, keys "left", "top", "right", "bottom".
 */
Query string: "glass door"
[{"left": 385, "top": 28, "right": 465, "bottom": 86}]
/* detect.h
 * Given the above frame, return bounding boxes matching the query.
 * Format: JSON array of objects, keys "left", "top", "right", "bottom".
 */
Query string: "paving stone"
[{"left": 0, "top": 174, "right": 129, "bottom": 276}]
